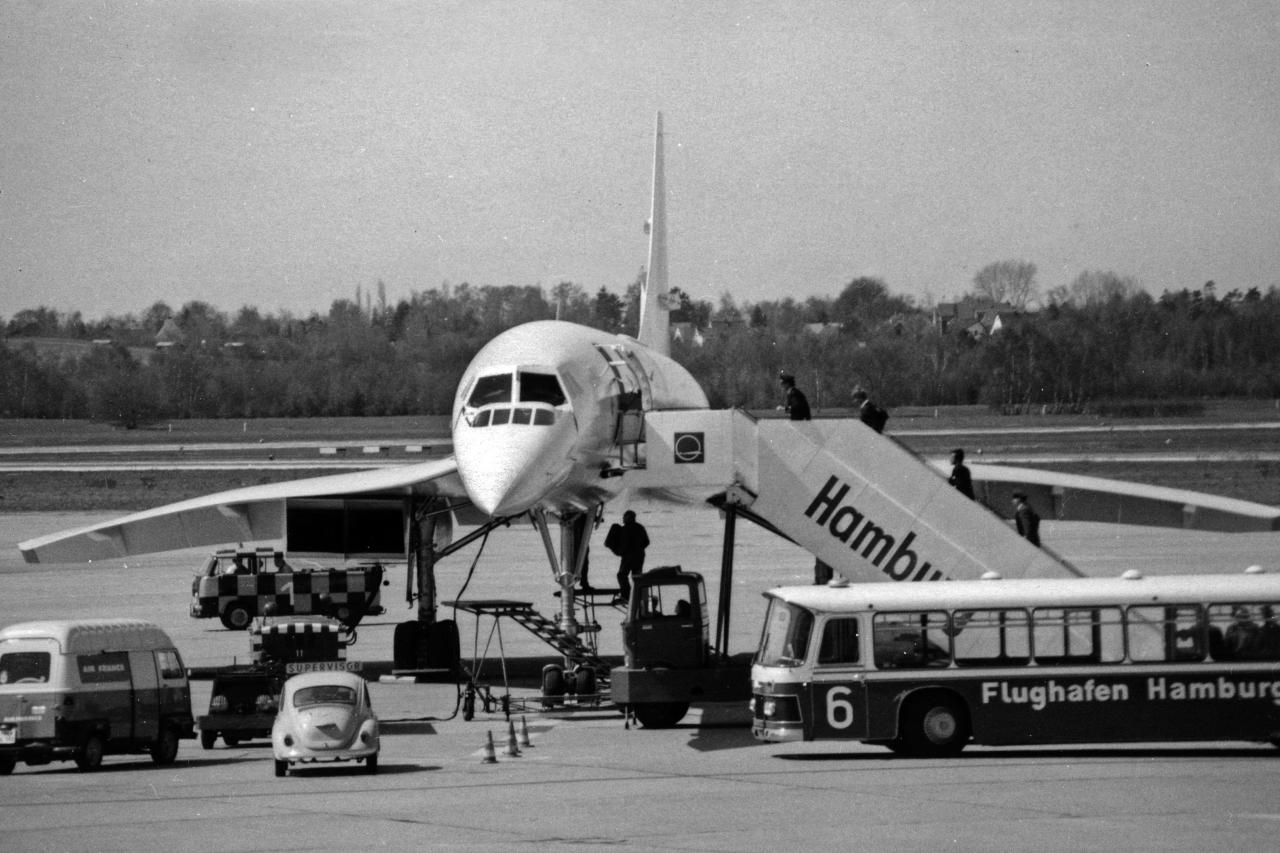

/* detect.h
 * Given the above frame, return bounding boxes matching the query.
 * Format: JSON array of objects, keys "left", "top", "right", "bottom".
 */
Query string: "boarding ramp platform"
[{"left": 629, "top": 410, "right": 1280, "bottom": 584}]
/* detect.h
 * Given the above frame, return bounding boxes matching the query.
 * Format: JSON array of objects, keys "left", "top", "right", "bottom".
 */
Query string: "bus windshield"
[{"left": 757, "top": 599, "right": 814, "bottom": 667}]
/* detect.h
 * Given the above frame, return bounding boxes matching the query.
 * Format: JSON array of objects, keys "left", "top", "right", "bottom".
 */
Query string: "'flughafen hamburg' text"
[{"left": 982, "top": 677, "right": 1280, "bottom": 711}]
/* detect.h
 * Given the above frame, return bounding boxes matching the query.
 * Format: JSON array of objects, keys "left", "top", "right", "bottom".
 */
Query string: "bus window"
[
  {"left": 1212, "top": 602, "right": 1269, "bottom": 661},
  {"left": 817, "top": 617, "right": 861, "bottom": 665},
  {"left": 757, "top": 600, "right": 814, "bottom": 667},
  {"left": 953, "top": 609, "right": 1030, "bottom": 666},
  {"left": 1127, "top": 605, "right": 1203, "bottom": 662},
  {"left": 1033, "top": 607, "right": 1123, "bottom": 664},
  {"left": 872, "top": 611, "right": 949, "bottom": 669}
]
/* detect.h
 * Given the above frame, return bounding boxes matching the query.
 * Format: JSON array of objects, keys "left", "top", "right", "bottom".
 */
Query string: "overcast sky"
[{"left": 2, "top": 1, "right": 1278, "bottom": 322}]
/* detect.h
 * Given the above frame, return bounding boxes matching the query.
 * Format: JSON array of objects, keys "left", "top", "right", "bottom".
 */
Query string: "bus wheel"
[
  {"left": 631, "top": 702, "right": 689, "bottom": 729},
  {"left": 900, "top": 695, "right": 968, "bottom": 757},
  {"left": 75, "top": 734, "right": 105, "bottom": 771},
  {"left": 220, "top": 603, "right": 252, "bottom": 631}
]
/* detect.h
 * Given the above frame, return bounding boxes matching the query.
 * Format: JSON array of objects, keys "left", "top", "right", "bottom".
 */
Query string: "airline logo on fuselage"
[
  {"left": 804, "top": 475, "right": 949, "bottom": 582},
  {"left": 674, "top": 432, "right": 704, "bottom": 464}
]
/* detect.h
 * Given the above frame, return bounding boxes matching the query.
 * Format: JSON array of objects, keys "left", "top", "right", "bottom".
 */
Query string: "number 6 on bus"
[{"left": 751, "top": 569, "right": 1280, "bottom": 756}]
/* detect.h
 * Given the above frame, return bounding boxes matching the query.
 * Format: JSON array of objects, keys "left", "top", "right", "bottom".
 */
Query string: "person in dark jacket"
[
  {"left": 779, "top": 372, "right": 810, "bottom": 420},
  {"left": 605, "top": 510, "right": 650, "bottom": 603},
  {"left": 1012, "top": 491, "right": 1041, "bottom": 546},
  {"left": 949, "top": 448, "right": 975, "bottom": 499}
]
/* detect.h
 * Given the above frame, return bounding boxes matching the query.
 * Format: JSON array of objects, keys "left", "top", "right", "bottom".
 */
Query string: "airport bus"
[{"left": 750, "top": 570, "right": 1280, "bottom": 756}]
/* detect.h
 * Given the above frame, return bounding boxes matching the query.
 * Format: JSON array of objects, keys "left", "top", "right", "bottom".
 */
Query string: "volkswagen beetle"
[{"left": 270, "top": 670, "right": 378, "bottom": 776}]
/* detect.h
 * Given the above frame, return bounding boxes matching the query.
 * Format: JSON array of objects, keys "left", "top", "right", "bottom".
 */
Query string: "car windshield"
[{"left": 292, "top": 684, "right": 357, "bottom": 708}]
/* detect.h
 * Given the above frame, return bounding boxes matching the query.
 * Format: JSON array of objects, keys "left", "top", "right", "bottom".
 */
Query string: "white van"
[{"left": 0, "top": 619, "right": 195, "bottom": 773}]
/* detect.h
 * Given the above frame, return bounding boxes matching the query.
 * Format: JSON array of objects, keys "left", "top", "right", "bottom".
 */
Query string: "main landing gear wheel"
[
  {"left": 629, "top": 702, "right": 689, "bottom": 729},
  {"left": 220, "top": 603, "right": 252, "bottom": 631},
  {"left": 897, "top": 695, "right": 969, "bottom": 757}
]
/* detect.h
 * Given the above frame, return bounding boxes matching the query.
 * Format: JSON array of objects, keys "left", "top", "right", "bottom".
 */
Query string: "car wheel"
[
  {"left": 223, "top": 733, "right": 241, "bottom": 747},
  {"left": 200, "top": 730, "right": 217, "bottom": 750},
  {"left": 0, "top": 754, "right": 16, "bottom": 775},
  {"left": 75, "top": 734, "right": 105, "bottom": 771},
  {"left": 274, "top": 759, "right": 287, "bottom": 778},
  {"left": 220, "top": 603, "right": 252, "bottom": 631},
  {"left": 150, "top": 727, "right": 180, "bottom": 765},
  {"left": 365, "top": 753, "right": 378, "bottom": 775}
]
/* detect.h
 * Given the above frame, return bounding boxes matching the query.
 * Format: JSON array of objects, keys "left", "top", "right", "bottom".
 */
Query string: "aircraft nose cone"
[{"left": 455, "top": 415, "right": 572, "bottom": 516}]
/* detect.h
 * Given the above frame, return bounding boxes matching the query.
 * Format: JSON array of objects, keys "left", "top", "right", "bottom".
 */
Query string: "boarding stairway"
[
  {"left": 448, "top": 599, "right": 614, "bottom": 687},
  {"left": 626, "top": 408, "right": 1280, "bottom": 584}
]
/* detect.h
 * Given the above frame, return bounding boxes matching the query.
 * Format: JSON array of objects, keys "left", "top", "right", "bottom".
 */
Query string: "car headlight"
[
  {"left": 210, "top": 695, "right": 228, "bottom": 713},
  {"left": 256, "top": 694, "right": 277, "bottom": 712}
]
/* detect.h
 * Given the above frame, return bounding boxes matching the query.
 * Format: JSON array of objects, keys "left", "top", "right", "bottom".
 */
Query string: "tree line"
[{"left": 3, "top": 267, "right": 1279, "bottom": 426}]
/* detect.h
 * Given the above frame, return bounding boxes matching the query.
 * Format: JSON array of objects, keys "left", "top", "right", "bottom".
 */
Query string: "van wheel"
[
  {"left": 150, "top": 728, "right": 180, "bottom": 765},
  {"left": 220, "top": 603, "right": 252, "bottom": 631},
  {"left": 274, "top": 759, "right": 287, "bottom": 778},
  {"left": 0, "top": 755, "right": 16, "bottom": 775},
  {"left": 630, "top": 702, "right": 689, "bottom": 729},
  {"left": 75, "top": 734, "right": 105, "bottom": 771},
  {"left": 200, "top": 730, "right": 217, "bottom": 750},
  {"left": 899, "top": 695, "right": 969, "bottom": 757}
]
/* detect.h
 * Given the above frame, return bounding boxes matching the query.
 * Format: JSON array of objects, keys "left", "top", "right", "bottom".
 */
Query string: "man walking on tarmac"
[{"left": 606, "top": 510, "right": 649, "bottom": 604}]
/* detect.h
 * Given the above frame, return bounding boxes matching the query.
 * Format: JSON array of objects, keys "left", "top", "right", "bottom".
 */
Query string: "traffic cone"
[
  {"left": 518, "top": 715, "right": 533, "bottom": 749},
  {"left": 504, "top": 719, "right": 522, "bottom": 757},
  {"left": 481, "top": 730, "right": 498, "bottom": 764}
]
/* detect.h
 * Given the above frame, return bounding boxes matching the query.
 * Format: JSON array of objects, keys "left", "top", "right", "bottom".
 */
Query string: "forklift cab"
[{"left": 622, "top": 566, "right": 709, "bottom": 669}]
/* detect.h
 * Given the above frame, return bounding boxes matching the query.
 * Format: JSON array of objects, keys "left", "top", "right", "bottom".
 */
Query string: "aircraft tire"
[
  {"left": 392, "top": 621, "right": 421, "bottom": 669},
  {"left": 541, "top": 665, "right": 566, "bottom": 707},
  {"left": 630, "top": 702, "right": 689, "bottom": 729}
]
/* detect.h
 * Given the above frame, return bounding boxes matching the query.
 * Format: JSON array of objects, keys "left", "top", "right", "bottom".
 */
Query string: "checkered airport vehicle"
[{"left": 189, "top": 548, "right": 387, "bottom": 630}]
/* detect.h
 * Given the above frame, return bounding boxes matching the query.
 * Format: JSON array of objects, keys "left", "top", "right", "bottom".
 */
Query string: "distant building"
[{"left": 934, "top": 300, "right": 1021, "bottom": 338}]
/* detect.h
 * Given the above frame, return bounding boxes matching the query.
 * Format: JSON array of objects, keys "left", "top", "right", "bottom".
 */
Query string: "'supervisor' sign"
[{"left": 805, "top": 475, "right": 950, "bottom": 582}]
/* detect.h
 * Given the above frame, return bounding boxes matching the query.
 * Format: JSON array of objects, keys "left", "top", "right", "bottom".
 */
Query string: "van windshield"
[
  {"left": 756, "top": 600, "right": 814, "bottom": 667},
  {"left": 0, "top": 651, "right": 52, "bottom": 685}
]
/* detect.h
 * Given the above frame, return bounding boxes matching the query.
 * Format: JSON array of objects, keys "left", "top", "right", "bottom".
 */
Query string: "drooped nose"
[{"left": 454, "top": 413, "right": 575, "bottom": 516}]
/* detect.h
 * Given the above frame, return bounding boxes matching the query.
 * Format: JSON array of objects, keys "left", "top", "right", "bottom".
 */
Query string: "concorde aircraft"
[{"left": 19, "top": 113, "right": 1280, "bottom": 665}]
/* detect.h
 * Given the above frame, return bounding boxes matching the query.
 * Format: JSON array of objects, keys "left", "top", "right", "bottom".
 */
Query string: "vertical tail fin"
[{"left": 637, "top": 111, "right": 670, "bottom": 356}]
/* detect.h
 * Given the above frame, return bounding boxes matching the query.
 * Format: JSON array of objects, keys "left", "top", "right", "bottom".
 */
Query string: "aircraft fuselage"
[{"left": 451, "top": 320, "right": 708, "bottom": 518}]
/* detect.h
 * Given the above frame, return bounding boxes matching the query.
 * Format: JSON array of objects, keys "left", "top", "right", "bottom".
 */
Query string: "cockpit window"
[
  {"left": 519, "top": 372, "right": 566, "bottom": 406},
  {"left": 468, "top": 374, "right": 512, "bottom": 407}
]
